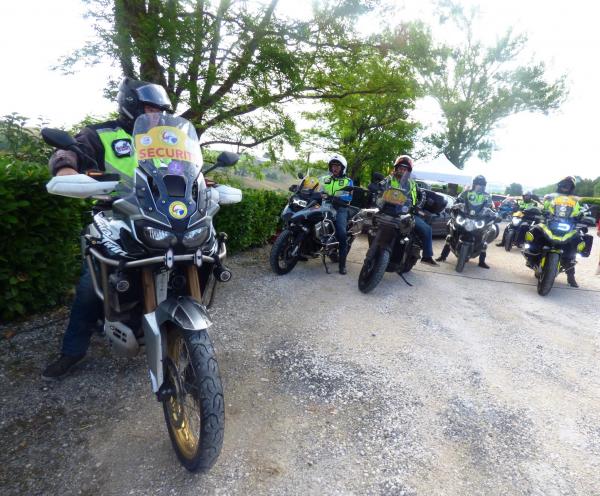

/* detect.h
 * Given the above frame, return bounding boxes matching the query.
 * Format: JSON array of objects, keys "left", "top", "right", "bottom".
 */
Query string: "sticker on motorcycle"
[
  {"left": 168, "top": 201, "right": 188, "bottom": 219},
  {"left": 382, "top": 188, "right": 407, "bottom": 205},
  {"left": 135, "top": 126, "right": 201, "bottom": 165}
]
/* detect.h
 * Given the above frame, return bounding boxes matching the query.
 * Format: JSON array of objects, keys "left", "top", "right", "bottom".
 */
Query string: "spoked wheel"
[
  {"left": 504, "top": 230, "right": 514, "bottom": 252},
  {"left": 455, "top": 243, "right": 469, "bottom": 273},
  {"left": 270, "top": 229, "right": 299, "bottom": 275},
  {"left": 537, "top": 252, "right": 559, "bottom": 296},
  {"left": 358, "top": 249, "right": 390, "bottom": 294},
  {"left": 163, "top": 327, "right": 224, "bottom": 472}
]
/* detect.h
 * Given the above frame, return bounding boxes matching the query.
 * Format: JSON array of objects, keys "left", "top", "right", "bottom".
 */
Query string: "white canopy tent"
[{"left": 412, "top": 155, "right": 472, "bottom": 186}]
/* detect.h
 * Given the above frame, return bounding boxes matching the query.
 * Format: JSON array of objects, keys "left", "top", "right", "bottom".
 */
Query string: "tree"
[
  {"left": 505, "top": 182, "right": 523, "bottom": 196},
  {"left": 301, "top": 25, "right": 429, "bottom": 183},
  {"left": 423, "top": 1, "right": 567, "bottom": 169},
  {"left": 59, "top": 0, "right": 390, "bottom": 154}
]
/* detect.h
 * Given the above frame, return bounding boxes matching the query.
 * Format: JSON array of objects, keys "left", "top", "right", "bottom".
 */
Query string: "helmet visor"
[{"left": 135, "top": 84, "right": 172, "bottom": 110}]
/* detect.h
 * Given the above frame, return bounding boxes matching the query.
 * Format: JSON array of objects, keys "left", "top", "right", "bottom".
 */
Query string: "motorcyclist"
[
  {"left": 42, "top": 78, "right": 173, "bottom": 380},
  {"left": 319, "top": 154, "right": 354, "bottom": 274},
  {"left": 377, "top": 155, "right": 439, "bottom": 266},
  {"left": 436, "top": 175, "right": 494, "bottom": 268},
  {"left": 524, "top": 176, "right": 582, "bottom": 287},
  {"left": 496, "top": 190, "right": 540, "bottom": 247}
]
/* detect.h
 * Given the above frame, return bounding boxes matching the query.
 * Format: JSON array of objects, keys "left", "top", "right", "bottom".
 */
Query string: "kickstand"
[
  {"left": 321, "top": 253, "right": 330, "bottom": 274},
  {"left": 398, "top": 273, "right": 413, "bottom": 286}
]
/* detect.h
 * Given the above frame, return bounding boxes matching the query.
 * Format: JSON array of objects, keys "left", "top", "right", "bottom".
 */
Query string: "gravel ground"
[{"left": 1, "top": 229, "right": 600, "bottom": 496}]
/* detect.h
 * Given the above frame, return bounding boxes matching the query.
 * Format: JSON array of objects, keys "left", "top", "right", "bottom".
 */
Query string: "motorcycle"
[
  {"left": 358, "top": 185, "right": 422, "bottom": 293},
  {"left": 503, "top": 207, "right": 541, "bottom": 251},
  {"left": 269, "top": 176, "right": 366, "bottom": 274},
  {"left": 445, "top": 203, "right": 498, "bottom": 273},
  {"left": 42, "top": 113, "right": 242, "bottom": 472},
  {"left": 523, "top": 199, "right": 595, "bottom": 296}
]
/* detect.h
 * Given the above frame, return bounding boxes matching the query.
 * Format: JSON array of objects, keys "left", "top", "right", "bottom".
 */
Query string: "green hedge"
[
  {"left": 0, "top": 159, "right": 87, "bottom": 321},
  {"left": 214, "top": 188, "right": 287, "bottom": 252},
  {"left": 0, "top": 165, "right": 287, "bottom": 322},
  {"left": 581, "top": 197, "right": 600, "bottom": 206}
]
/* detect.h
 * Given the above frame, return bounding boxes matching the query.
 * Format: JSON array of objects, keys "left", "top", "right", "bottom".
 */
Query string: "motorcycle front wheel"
[
  {"left": 537, "top": 252, "right": 560, "bottom": 296},
  {"left": 163, "top": 327, "right": 224, "bottom": 472},
  {"left": 455, "top": 243, "right": 469, "bottom": 273},
  {"left": 270, "top": 229, "right": 299, "bottom": 275},
  {"left": 358, "top": 249, "right": 390, "bottom": 294}
]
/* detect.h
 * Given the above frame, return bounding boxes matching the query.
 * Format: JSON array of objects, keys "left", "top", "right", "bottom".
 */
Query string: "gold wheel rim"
[{"left": 166, "top": 332, "right": 202, "bottom": 460}]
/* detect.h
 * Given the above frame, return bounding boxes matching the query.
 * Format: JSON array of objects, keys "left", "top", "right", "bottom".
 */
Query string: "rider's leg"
[
  {"left": 334, "top": 207, "right": 349, "bottom": 274},
  {"left": 414, "top": 216, "right": 438, "bottom": 265}
]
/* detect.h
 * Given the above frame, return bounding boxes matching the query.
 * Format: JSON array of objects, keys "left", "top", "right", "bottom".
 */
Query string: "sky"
[{"left": 1, "top": 0, "right": 599, "bottom": 189}]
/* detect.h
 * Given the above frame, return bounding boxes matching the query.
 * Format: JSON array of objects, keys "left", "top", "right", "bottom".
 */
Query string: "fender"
[{"left": 142, "top": 296, "right": 213, "bottom": 393}]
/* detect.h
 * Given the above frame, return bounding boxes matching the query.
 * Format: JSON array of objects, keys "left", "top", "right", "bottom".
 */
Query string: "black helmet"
[
  {"left": 557, "top": 176, "right": 576, "bottom": 195},
  {"left": 117, "top": 78, "right": 172, "bottom": 125},
  {"left": 523, "top": 190, "right": 532, "bottom": 202},
  {"left": 472, "top": 175, "right": 487, "bottom": 187}
]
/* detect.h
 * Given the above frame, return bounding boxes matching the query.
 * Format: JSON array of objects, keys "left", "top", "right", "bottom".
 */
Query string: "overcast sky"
[{"left": 1, "top": 0, "right": 598, "bottom": 188}]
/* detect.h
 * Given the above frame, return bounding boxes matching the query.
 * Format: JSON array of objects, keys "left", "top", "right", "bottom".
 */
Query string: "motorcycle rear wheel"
[
  {"left": 504, "top": 230, "right": 514, "bottom": 252},
  {"left": 537, "top": 252, "right": 559, "bottom": 296},
  {"left": 163, "top": 327, "right": 224, "bottom": 472},
  {"left": 270, "top": 229, "right": 299, "bottom": 275},
  {"left": 358, "top": 249, "right": 390, "bottom": 294},
  {"left": 455, "top": 243, "right": 469, "bottom": 273}
]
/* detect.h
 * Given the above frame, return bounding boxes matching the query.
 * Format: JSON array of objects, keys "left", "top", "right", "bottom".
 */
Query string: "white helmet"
[{"left": 328, "top": 153, "right": 347, "bottom": 174}]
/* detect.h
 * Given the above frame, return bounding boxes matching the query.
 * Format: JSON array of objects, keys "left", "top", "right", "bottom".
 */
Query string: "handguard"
[
  {"left": 46, "top": 174, "right": 119, "bottom": 199},
  {"left": 214, "top": 184, "right": 243, "bottom": 205}
]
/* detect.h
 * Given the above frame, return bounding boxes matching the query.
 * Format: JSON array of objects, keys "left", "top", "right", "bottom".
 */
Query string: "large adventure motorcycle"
[
  {"left": 269, "top": 175, "right": 367, "bottom": 274},
  {"left": 446, "top": 202, "right": 498, "bottom": 272},
  {"left": 358, "top": 184, "right": 424, "bottom": 293},
  {"left": 42, "top": 113, "right": 242, "bottom": 472},
  {"left": 503, "top": 207, "right": 541, "bottom": 251},
  {"left": 523, "top": 198, "right": 595, "bottom": 296}
]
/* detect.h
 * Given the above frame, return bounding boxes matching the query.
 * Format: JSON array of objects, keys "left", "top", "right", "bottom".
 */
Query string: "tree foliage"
[
  {"left": 505, "top": 182, "right": 523, "bottom": 196},
  {"left": 423, "top": 1, "right": 567, "bottom": 169},
  {"left": 301, "top": 25, "right": 429, "bottom": 184},
  {"left": 61, "top": 0, "right": 388, "bottom": 154}
]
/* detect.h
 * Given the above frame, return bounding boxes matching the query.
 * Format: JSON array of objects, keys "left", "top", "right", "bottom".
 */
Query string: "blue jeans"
[
  {"left": 334, "top": 207, "right": 348, "bottom": 260},
  {"left": 61, "top": 264, "right": 103, "bottom": 357},
  {"left": 414, "top": 215, "right": 433, "bottom": 258}
]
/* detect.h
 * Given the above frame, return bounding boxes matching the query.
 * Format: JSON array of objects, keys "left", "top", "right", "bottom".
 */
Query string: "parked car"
[{"left": 491, "top": 194, "right": 507, "bottom": 209}]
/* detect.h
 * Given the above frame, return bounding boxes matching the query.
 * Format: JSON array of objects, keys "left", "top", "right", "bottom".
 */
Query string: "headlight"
[
  {"left": 182, "top": 226, "right": 209, "bottom": 248},
  {"left": 456, "top": 216, "right": 466, "bottom": 225},
  {"left": 139, "top": 225, "right": 177, "bottom": 249},
  {"left": 556, "top": 222, "right": 571, "bottom": 232},
  {"left": 291, "top": 198, "right": 308, "bottom": 208},
  {"left": 464, "top": 219, "right": 475, "bottom": 231},
  {"left": 512, "top": 217, "right": 521, "bottom": 226},
  {"left": 475, "top": 220, "right": 485, "bottom": 229}
]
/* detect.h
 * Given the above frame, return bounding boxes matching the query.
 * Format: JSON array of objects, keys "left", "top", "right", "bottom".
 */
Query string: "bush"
[
  {"left": 0, "top": 158, "right": 88, "bottom": 321},
  {"left": 214, "top": 188, "right": 288, "bottom": 253}
]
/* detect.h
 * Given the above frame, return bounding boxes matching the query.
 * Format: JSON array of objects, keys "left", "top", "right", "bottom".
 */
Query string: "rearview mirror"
[
  {"left": 41, "top": 128, "right": 78, "bottom": 150},
  {"left": 372, "top": 172, "right": 385, "bottom": 182},
  {"left": 289, "top": 184, "right": 299, "bottom": 193},
  {"left": 215, "top": 151, "right": 239, "bottom": 168},
  {"left": 297, "top": 172, "right": 305, "bottom": 180}
]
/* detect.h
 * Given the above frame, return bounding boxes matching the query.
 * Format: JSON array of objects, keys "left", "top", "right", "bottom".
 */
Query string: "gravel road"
[{"left": 1, "top": 231, "right": 600, "bottom": 496}]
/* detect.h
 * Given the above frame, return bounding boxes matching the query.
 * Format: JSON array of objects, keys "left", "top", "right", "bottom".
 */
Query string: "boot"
[
  {"left": 566, "top": 267, "right": 578, "bottom": 288},
  {"left": 339, "top": 254, "right": 347, "bottom": 275},
  {"left": 42, "top": 354, "right": 85, "bottom": 381},
  {"left": 478, "top": 251, "right": 490, "bottom": 269},
  {"left": 436, "top": 244, "right": 451, "bottom": 262}
]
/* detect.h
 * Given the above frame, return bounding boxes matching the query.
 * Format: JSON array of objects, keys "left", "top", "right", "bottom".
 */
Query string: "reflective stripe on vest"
[{"left": 96, "top": 127, "right": 137, "bottom": 178}]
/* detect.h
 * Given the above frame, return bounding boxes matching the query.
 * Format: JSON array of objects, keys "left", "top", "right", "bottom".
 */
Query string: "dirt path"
[{"left": 2, "top": 233, "right": 600, "bottom": 496}]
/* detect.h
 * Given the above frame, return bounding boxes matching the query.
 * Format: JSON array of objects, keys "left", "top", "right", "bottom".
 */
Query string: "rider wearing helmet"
[
  {"left": 320, "top": 153, "right": 354, "bottom": 274},
  {"left": 497, "top": 190, "right": 541, "bottom": 247},
  {"left": 525, "top": 176, "right": 582, "bottom": 287},
  {"left": 436, "top": 175, "right": 494, "bottom": 268},
  {"left": 43, "top": 78, "right": 173, "bottom": 380},
  {"left": 378, "top": 155, "right": 438, "bottom": 266}
]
